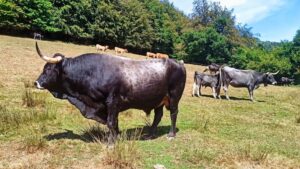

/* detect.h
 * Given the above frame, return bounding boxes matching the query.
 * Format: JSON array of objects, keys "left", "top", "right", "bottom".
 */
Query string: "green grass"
[{"left": 0, "top": 35, "right": 299, "bottom": 168}]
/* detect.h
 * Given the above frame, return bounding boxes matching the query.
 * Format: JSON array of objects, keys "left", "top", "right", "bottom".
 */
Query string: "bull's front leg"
[
  {"left": 248, "top": 86, "right": 255, "bottom": 102},
  {"left": 106, "top": 93, "right": 120, "bottom": 145},
  {"left": 212, "top": 87, "right": 217, "bottom": 99}
]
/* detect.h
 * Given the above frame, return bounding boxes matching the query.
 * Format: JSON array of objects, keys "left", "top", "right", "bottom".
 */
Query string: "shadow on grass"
[
  {"left": 198, "top": 94, "right": 266, "bottom": 102},
  {"left": 44, "top": 125, "right": 178, "bottom": 143}
]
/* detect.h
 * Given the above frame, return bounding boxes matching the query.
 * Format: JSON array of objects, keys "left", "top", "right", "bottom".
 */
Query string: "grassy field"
[{"left": 0, "top": 35, "right": 299, "bottom": 169}]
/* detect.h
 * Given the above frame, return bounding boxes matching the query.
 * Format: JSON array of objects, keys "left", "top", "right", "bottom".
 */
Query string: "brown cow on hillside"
[
  {"left": 156, "top": 53, "right": 169, "bottom": 59},
  {"left": 96, "top": 44, "right": 109, "bottom": 52},
  {"left": 146, "top": 52, "right": 157, "bottom": 59},
  {"left": 115, "top": 47, "right": 128, "bottom": 55}
]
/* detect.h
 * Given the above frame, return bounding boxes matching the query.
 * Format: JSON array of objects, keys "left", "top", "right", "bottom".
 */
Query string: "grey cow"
[
  {"left": 218, "top": 66, "right": 279, "bottom": 101},
  {"left": 192, "top": 71, "right": 220, "bottom": 99}
]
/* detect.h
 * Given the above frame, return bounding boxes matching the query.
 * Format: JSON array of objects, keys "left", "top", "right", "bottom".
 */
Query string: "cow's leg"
[
  {"left": 106, "top": 94, "right": 120, "bottom": 144},
  {"left": 146, "top": 105, "right": 164, "bottom": 139},
  {"left": 198, "top": 85, "right": 202, "bottom": 96},
  {"left": 192, "top": 82, "right": 196, "bottom": 96},
  {"left": 223, "top": 85, "right": 230, "bottom": 100},
  {"left": 248, "top": 87, "right": 254, "bottom": 101},
  {"left": 168, "top": 90, "right": 180, "bottom": 138},
  {"left": 216, "top": 86, "right": 221, "bottom": 99},
  {"left": 192, "top": 82, "right": 199, "bottom": 97},
  {"left": 212, "top": 87, "right": 217, "bottom": 99}
]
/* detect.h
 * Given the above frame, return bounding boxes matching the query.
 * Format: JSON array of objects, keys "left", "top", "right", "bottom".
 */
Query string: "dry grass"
[
  {"left": 0, "top": 35, "right": 300, "bottom": 169},
  {"left": 22, "top": 87, "right": 47, "bottom": 107},
  {"left": 103, "top": 131, "right": 143, "bottom": 169}
]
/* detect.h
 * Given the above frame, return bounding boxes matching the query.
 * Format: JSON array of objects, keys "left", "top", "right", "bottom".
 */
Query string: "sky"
[{"left": 169, "top": 0, "right": 300, "bottom": 42}]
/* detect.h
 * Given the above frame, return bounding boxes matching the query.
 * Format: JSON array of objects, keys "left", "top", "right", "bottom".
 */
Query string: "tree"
[{"left": 183, "top": 27, "right": 232, "bottom": 63}]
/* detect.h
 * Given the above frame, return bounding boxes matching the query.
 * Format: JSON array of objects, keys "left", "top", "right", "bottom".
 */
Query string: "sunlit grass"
[{"left": 0, "top": 35, "right": 299, "bottom": 168}]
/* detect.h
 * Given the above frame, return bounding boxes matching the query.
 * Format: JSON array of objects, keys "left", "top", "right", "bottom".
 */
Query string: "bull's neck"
[{"left": 255, "top": 72, "right": 267, "bottom": 86}]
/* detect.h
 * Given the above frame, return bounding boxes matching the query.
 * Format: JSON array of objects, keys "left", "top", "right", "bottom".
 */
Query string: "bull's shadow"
[
  {"left": 44, "top": 125, "right": 178, "bottom": 143},
  {"left": 198, "top": 94, "right": 265, "bottom": 102}
]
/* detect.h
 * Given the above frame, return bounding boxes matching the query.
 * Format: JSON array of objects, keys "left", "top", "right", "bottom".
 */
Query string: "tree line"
[{"left": 0, "top": 0, "right": 299, "bottom": 81}]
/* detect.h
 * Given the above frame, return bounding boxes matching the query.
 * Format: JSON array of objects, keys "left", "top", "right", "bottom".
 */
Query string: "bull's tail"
[{"left": 192, "top": 71, "right": 197, "bottom": 96}]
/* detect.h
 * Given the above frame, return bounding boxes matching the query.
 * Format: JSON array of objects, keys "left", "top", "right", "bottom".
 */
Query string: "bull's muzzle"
[
  {"left": 272, "top": 82, "right": 277, "bottom": 85},
  {"left": 34, "top": 81, "right": 44, "bottom": 89}
]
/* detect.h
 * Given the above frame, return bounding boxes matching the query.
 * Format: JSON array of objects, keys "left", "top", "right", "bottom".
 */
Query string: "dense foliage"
[{"left": 0, "top": 0, "right": 299, "bottom": 80}]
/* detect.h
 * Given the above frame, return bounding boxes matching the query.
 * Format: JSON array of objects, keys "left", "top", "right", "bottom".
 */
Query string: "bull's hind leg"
[
  {"left": 106, "top": 93, "right": 120, "bottom": 144},
  {"left": 223, "top": 85, "right": 230, "bottom": 100},
  {"left": 146, "top": 105, "right": 164, "bottom": 139},
  {"left": 168, "top": 90, "right": 181, "bottom": 138}
]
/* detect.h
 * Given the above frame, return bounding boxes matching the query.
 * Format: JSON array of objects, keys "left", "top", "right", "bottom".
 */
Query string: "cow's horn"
[
  {"left": 36, "top": 42, "right": 62, "bottom": 63},
  {"left": 271, "top": 71, "right": 279, "bottom": 75}
]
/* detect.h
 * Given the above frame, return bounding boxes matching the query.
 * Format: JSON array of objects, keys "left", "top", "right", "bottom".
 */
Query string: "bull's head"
[
  {"left": 264, "top": 71, "right": 279, "bottom": 86},
  {"left": 34, "top": 42, "right": 64, "bottom": 90}
]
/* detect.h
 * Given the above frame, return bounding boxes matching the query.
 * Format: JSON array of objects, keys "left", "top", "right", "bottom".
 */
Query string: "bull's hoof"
[
  {"left": 167, "top": 132, "right": 176, "bottom": 140},
  {"left": 167, "top": 136, "right": 175, "bottom": 141}
]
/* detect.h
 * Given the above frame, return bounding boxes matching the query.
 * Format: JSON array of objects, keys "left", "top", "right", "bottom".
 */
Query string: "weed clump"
[
  {"left": 0, "top": 104, "right": 56, "bottom": 133},
  {"left": 22, "top": 88, "right": 47, "bottom": 107},
  {"left": 22, "top": 126, "right": 48, "bottom": 153},
  {"left": 103, "top": 130, "right": 142, "bottom": 169}
]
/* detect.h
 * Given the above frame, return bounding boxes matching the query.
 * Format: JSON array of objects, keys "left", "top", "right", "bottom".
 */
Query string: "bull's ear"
[{"left": 53, "top": 53, "right": 65, "bottom": 59}]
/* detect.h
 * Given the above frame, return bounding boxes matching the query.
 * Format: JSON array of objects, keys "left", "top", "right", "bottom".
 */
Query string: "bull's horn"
[
  {"left": 36, "top": 42, "right": 62, "bottom": 63},
  {"left": 271, "top": 71, "right": 279, "bottom": 75}
]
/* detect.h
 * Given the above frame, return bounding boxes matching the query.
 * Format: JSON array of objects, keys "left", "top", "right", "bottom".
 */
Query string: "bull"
[
  {"left": 218, "top": 66, "right": 278, "bottom": 101},
  {"left": 192, "top": 71, "right": 220, "bottom": 99},
  {"left": 34, "top": 42, "right": 186, "bottom": 144}
]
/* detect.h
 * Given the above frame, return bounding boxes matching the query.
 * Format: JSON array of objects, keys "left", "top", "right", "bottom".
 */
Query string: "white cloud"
[{"left": 209, "top": 0, "right": 287, "bottom": 24}]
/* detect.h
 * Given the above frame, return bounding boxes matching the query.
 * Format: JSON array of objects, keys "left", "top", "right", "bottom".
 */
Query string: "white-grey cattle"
[
  {"left": 218, "top": 66, "right": 279, "bottom": 101},
  {"left": 192, "top": 71, "right": 220, "bottom": 99}
]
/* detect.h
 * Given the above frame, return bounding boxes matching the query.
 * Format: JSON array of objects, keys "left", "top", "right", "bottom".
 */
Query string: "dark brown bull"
[{"left": 34, "top": 42, "right": 186, "bottom": 144}]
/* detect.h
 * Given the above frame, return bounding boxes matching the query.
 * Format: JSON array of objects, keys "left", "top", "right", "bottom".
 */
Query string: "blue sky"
[{"left": 169, "top": 0, "right": 300, "bottom": 42}]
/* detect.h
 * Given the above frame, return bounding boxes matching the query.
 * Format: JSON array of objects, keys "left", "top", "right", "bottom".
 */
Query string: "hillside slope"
[{"left": 0, "top": 35, "right": 299, "bottom": 169}]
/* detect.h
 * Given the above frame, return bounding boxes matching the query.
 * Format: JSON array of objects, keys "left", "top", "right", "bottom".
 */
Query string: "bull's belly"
[
  {"left": 229, "top": 81, "right": 248, "bottom": 88},
  {"left": 120, "top": 93, "right": 168, "bottom": 112}
]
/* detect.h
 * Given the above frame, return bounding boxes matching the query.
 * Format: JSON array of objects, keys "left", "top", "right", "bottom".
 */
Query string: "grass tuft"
[
  {"left": 103, "top": 130, "right": 142, "bottom": 169},
  {"left": 81, "top": 124, "right": 109, "bottom": 143},
  {"left": 23, "top": 79, "right": 35, "bottom": 88},
  {"left": 182, "top": 148, "right": 216, "bottom": 166},
  {"left": 21, "top": 125, "right": 48, "bottom": 153},
  {"left": 240, "top": 143, "right": 271, "bottom": 164},
  {"left": 191, "top": 114, "right": 210, "bottom": 132},
  {"left": 296, "top": 115, "right": 300, "bottom": 124},
  {"left": 22, "top": 88, "right": 47, "bottom": 107},
  {"left": 0, "top": 104, "right": 56, "bottom": 133}
]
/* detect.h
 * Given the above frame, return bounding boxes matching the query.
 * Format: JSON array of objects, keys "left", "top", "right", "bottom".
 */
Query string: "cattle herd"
[
  {"left": 34, "top": 41, "right": 295, "bottom": 144},
  {"left": 192, "top": 64, "right": 282, "bottom": 101}
]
